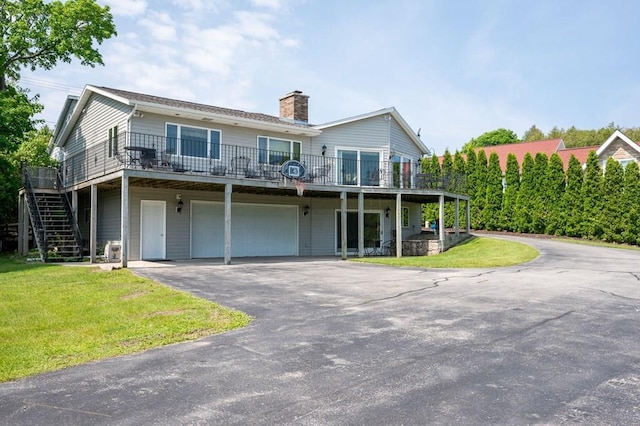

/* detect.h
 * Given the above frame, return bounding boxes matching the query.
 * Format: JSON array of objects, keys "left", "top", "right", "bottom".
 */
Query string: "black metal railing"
[
  {"left": 22, "top": 165, "right": 47, "bottom": 261},
  {"left": 56, "top": 171, "right": 83, "bottom": 257},
  {"left": 60, "top": 131, "right": 464, "bottom": 192}
]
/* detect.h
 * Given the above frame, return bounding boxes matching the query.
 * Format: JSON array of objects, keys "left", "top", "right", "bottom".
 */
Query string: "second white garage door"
[{"left": 191, "top": 201, "right": 298, "bottom": 258}]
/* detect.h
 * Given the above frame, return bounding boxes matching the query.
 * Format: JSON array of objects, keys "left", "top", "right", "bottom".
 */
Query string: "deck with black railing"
[{"left": 60, "top": 131, "right": 463, "bottom": 192}]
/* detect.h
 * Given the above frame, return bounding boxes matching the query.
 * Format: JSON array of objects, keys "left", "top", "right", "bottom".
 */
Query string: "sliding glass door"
[
  {"left": 335, "top": 211, "right": 383, "bottom": 253},
  {"left": 337, "top": 149, "right": 381, "bottom": 186}
]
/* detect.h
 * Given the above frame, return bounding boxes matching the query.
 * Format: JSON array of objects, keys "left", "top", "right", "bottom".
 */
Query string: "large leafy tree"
[
  {"left": 0, "top": 0, "right": 115, "bottom": 225},
  {"left": 521, "top": 125, "right": 546, "bottom": 142},
  {"left": 462, "top": 128, "right": 519, "bottom": 153},
  {"left": 0, "top": 85, "right": 42, "bottom": 152},
  {"left": 0, "top": 0, "right": 116, "bottom": 90}
]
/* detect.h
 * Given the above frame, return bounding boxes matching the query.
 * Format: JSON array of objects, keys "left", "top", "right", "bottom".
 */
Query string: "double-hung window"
[
  {"left": 166, "top": 123, "right": 221, "bottom": 159},
  {"left": 257, "top": 136, "right": 301, "bottom": 165}
]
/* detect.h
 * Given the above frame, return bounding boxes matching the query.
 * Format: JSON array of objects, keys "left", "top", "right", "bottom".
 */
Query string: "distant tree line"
[
  {"left": 462, "top": 123, "right": 640, "bottom": 153},
  {"left": 422, "top": 149, "right": 640, "bottom": 246}
]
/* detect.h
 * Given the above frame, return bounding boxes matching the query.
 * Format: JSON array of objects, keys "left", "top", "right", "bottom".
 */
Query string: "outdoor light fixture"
[
  {"left": 304, "top": 205, "right": 310, "bottom": 216},
  {"left": 176, "top": 194, "right": 184, "bottom": 214},
  {"left": 385, "top": 207, "right": 391, "bottom": 218},
  {"left": 321, "top": 145, "right": 327, "bottom": 156}
]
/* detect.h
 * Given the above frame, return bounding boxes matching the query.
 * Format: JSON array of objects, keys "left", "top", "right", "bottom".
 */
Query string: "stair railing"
[
  {"left": 22, "top": 165, "right": 48, "bottom": 262},
  {"left": 55, "top": 169, "right": 84, "bottom": 259}
]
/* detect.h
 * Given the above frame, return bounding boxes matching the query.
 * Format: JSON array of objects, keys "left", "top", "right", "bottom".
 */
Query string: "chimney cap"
[{"left": 280, "top": 90, "right": 307, "bottom": 100}]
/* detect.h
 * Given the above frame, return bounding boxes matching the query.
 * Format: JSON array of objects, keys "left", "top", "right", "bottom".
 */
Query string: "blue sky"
[{"left": 18, "top": 0, "right": 640, "bottom": 154}]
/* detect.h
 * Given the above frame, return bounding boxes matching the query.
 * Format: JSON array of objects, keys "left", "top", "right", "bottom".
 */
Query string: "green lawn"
[
  {"left": 353, "top": 236, "right": 539, "bottom": 268},
  {"left": 0, "top": 256, "right": 251, "bottom": 382}
]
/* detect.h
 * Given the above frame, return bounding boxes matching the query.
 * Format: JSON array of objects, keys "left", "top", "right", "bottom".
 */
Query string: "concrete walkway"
[{"left": 2, "top": 235, "right": 640, "bottom": 425}]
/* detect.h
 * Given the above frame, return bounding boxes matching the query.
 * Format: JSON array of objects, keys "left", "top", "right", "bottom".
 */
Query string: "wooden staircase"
[{"left": 23, "top": 166, "right": 83, "bottom": 262}]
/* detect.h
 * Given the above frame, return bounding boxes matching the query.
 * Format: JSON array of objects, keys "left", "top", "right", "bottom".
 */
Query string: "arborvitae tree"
[
  {"left": 621, "top": 161, "right": 640, "bottom": 245},
  {"left": 581, "top": 151, "right": 603, "bottom": 239},
  {"left": 430, "top": 153, "right": 442, "bottom": 182},
  {"left": 500, "top": 153, "right": 520, "bottom": 231},
  {"left": 483, "top": 152, "right": 503, "bottom": 230},
  {"left": 544, "top": 153, "right": 566, "bottom": 235},
  {"left": 471, "top": 150, "right": 488, "bottom": 229},
  {"left": 452, "top": 151, "right": 467, "bottom": 194},
  {"left": 465, "top": 149, "right": 477, "bottom": 194},
  {"left": 600, "top": 158, "right": 625, "bottom": 243},
  {"left": 560, "top": 155, "right": 584, "bottom": 237},
  {"left": 529, "top": 153, "right": 549, "bottom": 234},
  {"left": 452, "top": 151, "right": 468, "bottom": 228},
  {"left": 440, "top": 150, "right": 456, "bottom": 227},
  {"left": 422, "top": 153, "right": 443, "bottom": 226},
  {"left": 514, "top": 153, "right": 535, "bottom": 233}
]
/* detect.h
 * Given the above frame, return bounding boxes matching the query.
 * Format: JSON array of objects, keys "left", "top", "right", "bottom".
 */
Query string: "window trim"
[
  {"left": 335, "top": 146, "right": 384, "bottom": 187},
  {"left": 401, "top": 206, "right": 410, "bottom": 228},
  {"left": 618, "top": 158, "right": 635, "bottom": 169},
  {"left": 108, "top": 125, "right": 118, "bottom": 158},
  {"left": 257, "top": 135, "right": 301, "bottom": 165},
  {"left": 165, "top": 122, "right": 222, "bottom": 160}
]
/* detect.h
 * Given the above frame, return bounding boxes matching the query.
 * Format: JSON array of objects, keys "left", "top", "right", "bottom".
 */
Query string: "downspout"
[{"left": 125, "top": 103, "right": 138, "bottom": 146}]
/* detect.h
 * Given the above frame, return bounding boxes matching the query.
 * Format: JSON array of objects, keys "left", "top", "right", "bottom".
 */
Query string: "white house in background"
[{"left": 18, "top": 85, "right": 469, "bottom": 265}]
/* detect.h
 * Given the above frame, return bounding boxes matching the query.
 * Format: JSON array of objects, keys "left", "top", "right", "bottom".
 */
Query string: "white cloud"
[
  {"left": 139, "top": 11, "right": 177, "bottom": 42},
  {"left": 251, "top": 0, "right": 283, "bottom": 10},
  {"left": 170, "top": 0, "right": 229, "bottom": 13},
  {"left": 103, "top": 0, "right": 147, "bottom": 17}
]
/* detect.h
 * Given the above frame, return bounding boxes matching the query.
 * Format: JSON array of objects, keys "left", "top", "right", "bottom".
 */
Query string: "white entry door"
[{"left": 141, "top": 200, "right": 166, "bottom": 260}]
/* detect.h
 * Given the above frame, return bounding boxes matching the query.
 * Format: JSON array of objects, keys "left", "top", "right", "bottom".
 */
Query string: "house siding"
[
  {"left": 116, "top": 186, "right": 417, "bottom": 259},
  {"left": 64, "top": 93, "right": 131, "bottom": 156},
  {"left": 312, "top": 114, "right": 391, "bottom": 159},
  {"left": 131, "top": 112, "right": 312, "bottom": 152},
  {"left": 598, "top": 138, "right": 640, "bottom": 168},
  {"left": 390, "top": 118, "right": 422, "bottom": 160}
]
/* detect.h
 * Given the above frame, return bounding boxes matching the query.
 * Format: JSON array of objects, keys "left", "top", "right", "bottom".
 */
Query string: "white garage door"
[{"left": 191, "top": 201, "right": 298, "bottom": 258}]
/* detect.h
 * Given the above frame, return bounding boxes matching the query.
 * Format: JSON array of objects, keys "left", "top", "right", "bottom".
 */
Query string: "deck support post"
[
  {"left": 120, "top": 176, "right": 129, "bottom": 268},
  {"left": 357, "top": 192, "right": 364, "bottom": 258},
  {"left": 224, "top": 183, "right": 232, "bottom": 265},
  {"left": 341, "top": 191, "right": 347, "bottom": 260},
  {"left": 396, "top": 193, "right": 402, "bottom": 258},
  {"left": 90, "top": 184, "right": 98, "bottom": 263}
]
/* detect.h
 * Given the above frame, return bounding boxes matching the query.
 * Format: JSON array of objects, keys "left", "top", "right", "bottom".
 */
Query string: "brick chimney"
[{"left": 279, "top": 90, "right": 309, "bottom": 123}]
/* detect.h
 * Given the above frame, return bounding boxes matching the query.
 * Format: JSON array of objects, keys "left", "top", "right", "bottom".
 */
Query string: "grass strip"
[
  {"left": 0, "top": 257, "right": 250, "bottom": 382},
  {"left": 352, "top": 236, "right": 539, "bottom": 268}
]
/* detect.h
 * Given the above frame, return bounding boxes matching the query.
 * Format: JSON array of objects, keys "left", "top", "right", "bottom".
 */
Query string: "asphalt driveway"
[{"left": 2, "top": 235, "right": 640, "bottom": 425}]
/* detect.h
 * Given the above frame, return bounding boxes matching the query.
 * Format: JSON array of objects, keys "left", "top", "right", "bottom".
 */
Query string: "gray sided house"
[{"left": 18, "top": 86, "right": 470, "bottom": 265}]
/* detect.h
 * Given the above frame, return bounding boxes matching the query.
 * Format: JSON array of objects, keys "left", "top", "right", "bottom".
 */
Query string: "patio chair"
[
  {"left": 230, "top": 156, "right": 250, "bottom": 177},
  {"left": 140, "top": 148, "right": 157, "bottom": 169},
  {"left": 381, "top": 239, "right": 396, "bottom": 256},
  {"left": 309, "top": 164, "right": 331, "bottom": 183},
  {"left": 210, "top": 164, "right": 227, "bottom": 176},
  {"left": 365, "top": 168, "right": 380, "bottom": 186},
  {"left": 262, "top": 164, "right": 281, "bottom": 180}
]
